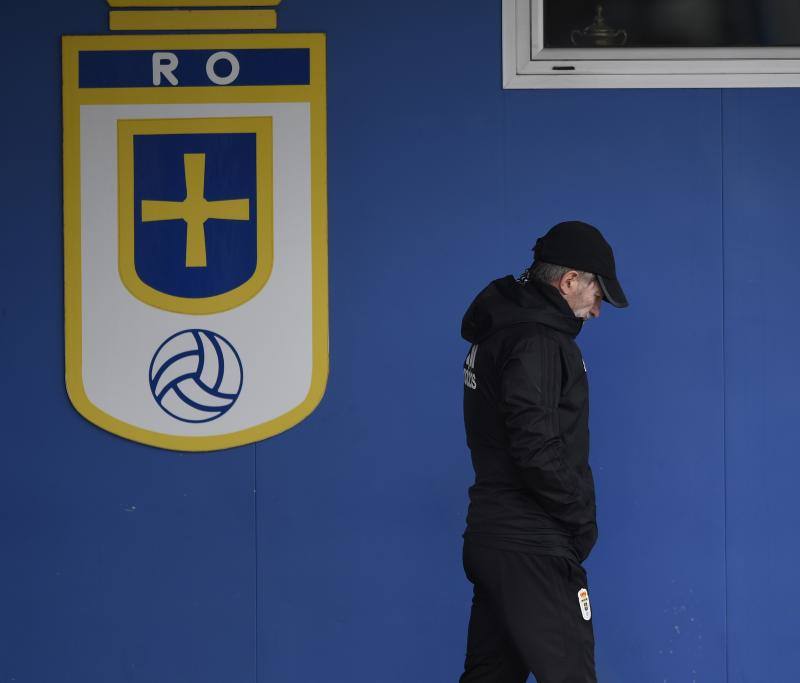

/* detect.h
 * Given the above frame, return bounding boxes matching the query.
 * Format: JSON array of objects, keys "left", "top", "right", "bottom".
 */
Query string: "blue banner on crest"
[{"left": 79, "top": 49, "right": 310, "bottom": 88}]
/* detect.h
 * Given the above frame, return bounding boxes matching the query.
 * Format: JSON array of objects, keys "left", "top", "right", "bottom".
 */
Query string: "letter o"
[{"left": 206, "top": 51, "right": 240, "bottom": 86}]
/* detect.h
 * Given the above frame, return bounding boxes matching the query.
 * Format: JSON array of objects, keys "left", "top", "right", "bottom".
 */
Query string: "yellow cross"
[{"left": 141, "top": 153, "right": 250, "bottom": 268}]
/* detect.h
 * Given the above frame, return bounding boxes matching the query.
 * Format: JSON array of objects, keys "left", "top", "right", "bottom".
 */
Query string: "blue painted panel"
[
  {"left": 257, "top": 2, "right": 505, "bottom": 681},
  {"left": 0, "top": 3, "right": 257, "bottom": 682},
  {"left": 499, "top": 89, "right": 727, "bottom": 683},
  {"left": 0, "top": 439, "right": 256, "bottom": 683},
  {"left": 722, "top": 89, "right": 800, "bottom": 683}
]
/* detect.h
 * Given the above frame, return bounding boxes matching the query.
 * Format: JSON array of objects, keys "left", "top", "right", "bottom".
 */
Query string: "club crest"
[{"left": 63, "top": 12, "right": 328, "bottom": 451}]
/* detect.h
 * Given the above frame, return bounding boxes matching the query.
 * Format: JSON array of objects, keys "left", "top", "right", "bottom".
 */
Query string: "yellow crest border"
[{"left": 63, "top": 33, "right": 329, "bottom": 452}]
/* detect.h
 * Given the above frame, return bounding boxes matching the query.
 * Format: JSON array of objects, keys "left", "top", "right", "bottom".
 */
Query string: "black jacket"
[{"left": 461, "top": 275, "right": 598, "bottom": 562}]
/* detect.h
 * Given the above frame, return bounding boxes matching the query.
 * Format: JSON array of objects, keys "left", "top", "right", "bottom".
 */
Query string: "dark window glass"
[{"left": 544, "top": 1, "right": 800, "bottom": 48}]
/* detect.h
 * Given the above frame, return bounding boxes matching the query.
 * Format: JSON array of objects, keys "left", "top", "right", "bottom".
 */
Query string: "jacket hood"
[{"left": 461, "top": 275, "right": 583, "bottom": 343}]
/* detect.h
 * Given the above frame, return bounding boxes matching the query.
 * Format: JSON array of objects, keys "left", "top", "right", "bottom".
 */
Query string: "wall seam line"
[
  {"left": 254, "top": 442, "right": 259, "bottom": 683},
  {"left": 720, "top": 87, "right": 729, "bottom": 683}
]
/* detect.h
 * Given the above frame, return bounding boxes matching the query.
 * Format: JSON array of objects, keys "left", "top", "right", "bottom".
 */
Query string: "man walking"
[{"left": 459, "top": 221, "right": 629, "bottom": 682}]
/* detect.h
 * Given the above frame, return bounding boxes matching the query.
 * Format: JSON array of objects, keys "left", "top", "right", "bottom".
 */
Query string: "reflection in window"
[{"left": 544, "top": 1, "right": 800, "bottom": 48}]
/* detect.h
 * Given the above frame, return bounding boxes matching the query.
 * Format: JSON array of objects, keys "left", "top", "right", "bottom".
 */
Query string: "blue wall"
[{"left": 0, "top": 1, "right": 796, "bottom": 681}]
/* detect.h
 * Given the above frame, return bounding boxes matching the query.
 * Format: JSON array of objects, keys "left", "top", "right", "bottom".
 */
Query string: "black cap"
[{"left": 533, "top": 220, "right": 629, "bottom": 308}]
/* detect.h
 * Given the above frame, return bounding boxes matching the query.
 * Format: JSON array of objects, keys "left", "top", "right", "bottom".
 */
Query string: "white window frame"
[{"left": 503, "top": 0, "right": 800, "bottom": 89}]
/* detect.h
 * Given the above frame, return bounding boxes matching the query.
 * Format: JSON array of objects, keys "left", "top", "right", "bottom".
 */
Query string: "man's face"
[{"left": 560, "top": 272, "right": 602, "bottom": 320}]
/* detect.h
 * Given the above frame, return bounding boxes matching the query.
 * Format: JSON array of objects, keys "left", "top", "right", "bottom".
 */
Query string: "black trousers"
[{"left": 459, "top": 540, "right": 597, "bottom": 683}]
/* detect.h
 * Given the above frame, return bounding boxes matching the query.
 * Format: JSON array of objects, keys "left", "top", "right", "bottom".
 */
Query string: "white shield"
[{"left": 63, "top": 34, "right": 328, "bottom": 451}]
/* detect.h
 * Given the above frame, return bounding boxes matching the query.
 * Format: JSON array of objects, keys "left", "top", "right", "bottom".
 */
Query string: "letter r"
[{"left": 152, "top": 52, "right": 179, "bottom": 86}]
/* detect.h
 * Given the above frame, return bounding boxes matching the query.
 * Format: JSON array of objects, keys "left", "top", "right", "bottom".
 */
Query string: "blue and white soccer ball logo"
[{"left": 149, "top": 329, "right": 243, "bottom": 423}]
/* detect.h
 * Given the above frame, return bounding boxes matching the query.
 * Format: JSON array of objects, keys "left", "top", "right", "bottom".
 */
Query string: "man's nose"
[{"left": 590, "top": 300, "right": 601, "bottom": 318}]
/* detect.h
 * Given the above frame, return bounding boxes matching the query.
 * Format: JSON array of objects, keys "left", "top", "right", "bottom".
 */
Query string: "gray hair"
[{"left": 519, "top": 261, "right": 594, "bottom": 287}]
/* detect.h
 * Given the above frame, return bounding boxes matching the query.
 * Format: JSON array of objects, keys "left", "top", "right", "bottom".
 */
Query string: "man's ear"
[{"left": 558, "top": 270, "right": 580, "bottom": 295}]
